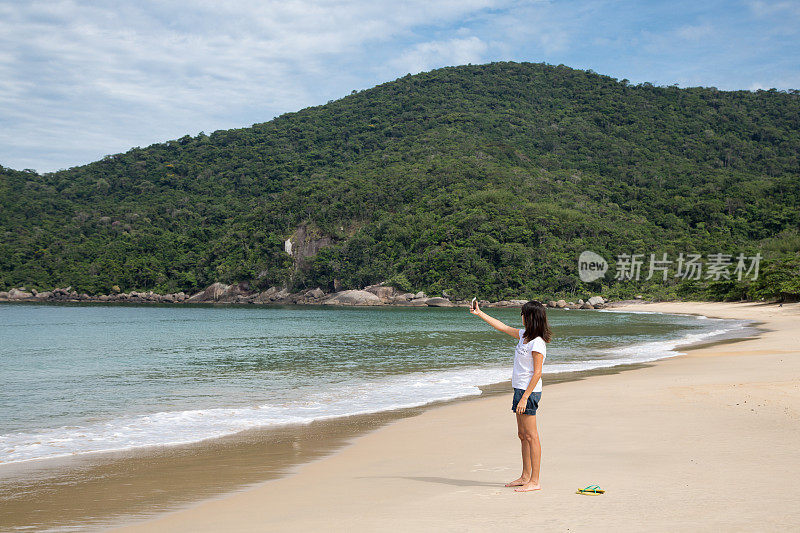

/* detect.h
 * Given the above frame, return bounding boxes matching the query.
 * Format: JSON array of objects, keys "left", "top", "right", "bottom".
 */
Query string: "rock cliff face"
[{"left": 284, "top": 224, "right": 333, "bottom": 265}]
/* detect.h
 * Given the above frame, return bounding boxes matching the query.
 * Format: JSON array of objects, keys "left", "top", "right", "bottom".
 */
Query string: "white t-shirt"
[{"left": 511, "top": 329, "right": 547, "bottom": 392}]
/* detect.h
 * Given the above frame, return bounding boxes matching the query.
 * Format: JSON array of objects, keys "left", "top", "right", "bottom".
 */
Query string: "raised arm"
[{"left": 469, "top": 302, "right": 520, "bottom": 338}]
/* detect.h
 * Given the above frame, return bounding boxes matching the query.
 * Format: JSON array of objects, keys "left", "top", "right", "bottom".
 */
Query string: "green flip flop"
[{"left": 576, "top": 484, "right": 605, "bottom": 495}]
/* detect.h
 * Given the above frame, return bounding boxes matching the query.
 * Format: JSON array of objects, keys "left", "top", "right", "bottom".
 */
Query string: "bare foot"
[
  {"left": 504, "top": 476, "right": 530, "bottom": 487},
  {"left": 514, "top": 482, "right": 542, "bottom": 492}
]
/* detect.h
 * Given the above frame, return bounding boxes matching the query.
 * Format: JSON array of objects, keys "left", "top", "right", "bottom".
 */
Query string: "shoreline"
[
  {"left": 0, "top": 306, "right": 746, "bottom": 531},
  {"left": 0, "top": 361, "right": 665, "bottom": 532},
  {"left": 109, "top": 301, "right": 800, "bottom": 531}
]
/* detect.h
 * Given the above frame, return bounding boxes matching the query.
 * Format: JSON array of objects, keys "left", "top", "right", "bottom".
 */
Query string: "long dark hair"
[{"left": 521, "top": 300, "right": 551, "bottom": 343}]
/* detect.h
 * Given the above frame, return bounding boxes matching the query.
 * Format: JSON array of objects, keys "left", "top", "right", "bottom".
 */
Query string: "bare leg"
[
  {"left": 505, "top": 413, "right": 532, "bottom": 486},
  {"left": 515, "top": 414, "right": 541, "bottom": 492}
]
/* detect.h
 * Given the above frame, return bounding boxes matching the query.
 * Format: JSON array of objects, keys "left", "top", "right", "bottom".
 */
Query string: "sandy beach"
[{"left": 109, "top": 301, "right": 800, "bottom": 531}]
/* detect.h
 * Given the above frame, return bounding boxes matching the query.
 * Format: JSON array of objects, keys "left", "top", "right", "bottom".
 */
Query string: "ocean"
[{"left": 0, "top": 303, "right": 752, "bottom": 466}]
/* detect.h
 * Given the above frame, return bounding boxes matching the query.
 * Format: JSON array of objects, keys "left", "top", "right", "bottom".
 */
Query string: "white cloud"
[
  {"left": 391, "top": 36, "right": 488, "bottom": 75},
  {"left": 0, "top": 0, "right": 507, "bottom": 171}
]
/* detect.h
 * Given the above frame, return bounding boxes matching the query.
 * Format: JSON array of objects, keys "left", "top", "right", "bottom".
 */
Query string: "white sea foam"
[
  {"left": 0, "top": 367, "right": 512, "bottom": 464},
  {"left": 0, "top": 320, "right": 748, "bottom": 465},
  {"left": 547, "top": 321, "right": 747, "bottom": 373},
  {"left": 600, "top": 309, "right": 721, "bottom": 321}
]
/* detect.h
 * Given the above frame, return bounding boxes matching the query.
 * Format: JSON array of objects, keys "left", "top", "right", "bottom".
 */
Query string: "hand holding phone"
[{"left": 470, "top": 297, "right": 479, "bottom": 314}]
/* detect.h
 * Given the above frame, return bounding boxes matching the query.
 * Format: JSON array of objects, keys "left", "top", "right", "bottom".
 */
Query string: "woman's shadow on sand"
[{"left": 359, "top": 476, "right": 499, "bottom": 487}]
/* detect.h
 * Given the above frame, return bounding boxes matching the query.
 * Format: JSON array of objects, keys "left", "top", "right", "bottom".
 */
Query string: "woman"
[{"left": 470, "top": 300, "right": 551, "bottom": 492}]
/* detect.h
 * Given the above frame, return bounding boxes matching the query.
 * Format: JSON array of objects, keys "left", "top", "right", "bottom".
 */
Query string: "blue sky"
[{"left": 1, "top": 0, "right": 798, "bottom": 172}]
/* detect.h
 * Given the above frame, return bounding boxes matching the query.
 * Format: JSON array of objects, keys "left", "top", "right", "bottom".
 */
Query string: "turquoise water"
[{"left": 0, "top": 303, "right": 747, "bottom": 464}]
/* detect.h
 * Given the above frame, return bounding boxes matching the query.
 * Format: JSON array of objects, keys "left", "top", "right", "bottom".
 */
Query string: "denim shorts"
[{"left": 512, "top": 388, "right": 542, "bottom": 416}]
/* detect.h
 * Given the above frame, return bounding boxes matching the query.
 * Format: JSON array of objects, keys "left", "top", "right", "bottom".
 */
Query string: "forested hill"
[{"left": 1, "top": 61, "right": 799, "bottom": 301}]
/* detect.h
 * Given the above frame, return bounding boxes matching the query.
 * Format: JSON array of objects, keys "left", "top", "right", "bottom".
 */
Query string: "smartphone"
[{"left": 471, "top": 297, "right": 477, "bottom": 311}]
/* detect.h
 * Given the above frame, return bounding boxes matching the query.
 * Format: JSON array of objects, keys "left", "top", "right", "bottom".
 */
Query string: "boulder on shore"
[
  {"left": 587, "top": 296, "right": 605, "bottom": 306},
  {"left": 273, "top": 288, "right": 290, "bottom": 301},
  {"left": 254, "top": 287, "right": 278, "bottom": 303},
  {"left": 547, "top": 300, "right": 557, "bottom": 308},
  {"left": 556, "top": 299, "right": 567, "bottom": 308},
  {"left": 187, "top": 286, "right": 215, "bottom": 302},
  {"left": 364, "top": 284, "right": 395, "bottom": 301},
  {"left": 307, "top": 287, "right": 325, "bottom": 299},
  {"left": 188, "top": 282, "right": 250, "bottom": 302},
  {"left": 426, "top": 297, "right": 453, "bottom": 307},
  {"left": 8, "top": 288, "right": 33, "bottom": 300},
  {"left": 323, "top": 290, "right": 383, "bottom": 306},
  {"left": 580, "top": 303, "right": 594, "bottom": 309}
]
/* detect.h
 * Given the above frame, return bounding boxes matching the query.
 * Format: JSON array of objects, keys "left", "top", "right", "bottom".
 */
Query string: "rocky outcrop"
[
  {"left": 188, "top": 282, "right": 230, "bottom": 302},
  {"left": 187, "top": 282, "right": 252, "bottom": 303},
  {"left": 8, "top": 288, "right": 33, "bottom": 300},
  {"left": 0, "top": 287, "right": 187, "bottom": 303},
  {"left": 493, "top": 299, "right": 529, "bottom": 308},
  {"left": 0, "top": 282, "right": 610, "bottom": 309},
  {"left": 273, "top": 288, "right": 290, "bottom": 300},
  {"left": 323, "top": 290, "right": 382, "bottom": 306},
  {"left": 254, "top": 287, "right": 278, "bottom": 303}
]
